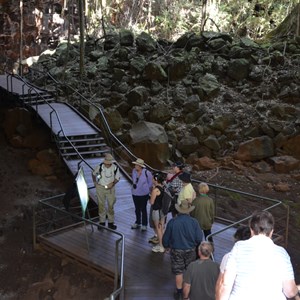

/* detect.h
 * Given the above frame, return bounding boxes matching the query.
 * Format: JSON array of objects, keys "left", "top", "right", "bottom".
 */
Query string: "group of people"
[{"left": 91, "top": 153, "right": 300, "bottom": 300}]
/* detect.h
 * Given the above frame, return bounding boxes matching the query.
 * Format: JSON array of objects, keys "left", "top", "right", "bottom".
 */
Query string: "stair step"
[
  {"left": 60, "top": 142, "right": 107, "bottom": 150},
  {"left": 58, "top": 136, "right": 104, "bottom": 143},
  {"left": 61, "top": 149, "right": 109, "bottom": 157}
]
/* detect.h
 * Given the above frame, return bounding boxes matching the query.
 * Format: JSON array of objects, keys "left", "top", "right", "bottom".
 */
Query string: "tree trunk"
[
  {"left": 266, "top": 3, "right": 300, "bottom": 39},
  {"left": 78, "top": 0, "right": 85, "bottom": 77}
]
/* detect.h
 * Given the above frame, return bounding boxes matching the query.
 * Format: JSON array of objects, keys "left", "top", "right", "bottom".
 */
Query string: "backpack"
[
  {"left": 98, "top": 162, "right": 119, "bottom": 179},
  {"left": 161, "top": 185, "right": 174, "bottom": 216}
]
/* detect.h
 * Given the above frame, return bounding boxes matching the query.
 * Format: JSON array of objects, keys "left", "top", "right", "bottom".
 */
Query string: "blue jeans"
[{"left": 132, "top": 194, "right": 149, "bottom": 226}]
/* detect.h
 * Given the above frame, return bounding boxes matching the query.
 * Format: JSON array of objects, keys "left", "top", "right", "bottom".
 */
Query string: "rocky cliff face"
[{"left": 24, "top": 30, "right": 300, "bottom": 176}]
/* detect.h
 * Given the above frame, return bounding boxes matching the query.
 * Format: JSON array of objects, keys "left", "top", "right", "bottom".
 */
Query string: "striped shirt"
[{"left": 224, "top": 235, "right": 295, "bottom": 300}]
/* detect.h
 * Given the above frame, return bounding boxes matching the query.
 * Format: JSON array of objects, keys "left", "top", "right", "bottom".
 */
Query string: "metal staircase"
[{"left": 58, "top": 133, "right": 109, "bottom": 160}]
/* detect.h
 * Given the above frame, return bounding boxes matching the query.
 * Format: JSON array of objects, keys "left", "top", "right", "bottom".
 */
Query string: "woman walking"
[
  {"left": 131, "top": 158, "right": 153, "bottom": 231},
  {"left": 150, "top": 172, "right": 166, "bottom": 253}
]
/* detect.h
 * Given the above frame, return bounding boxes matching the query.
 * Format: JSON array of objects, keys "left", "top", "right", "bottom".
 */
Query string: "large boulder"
[
  {"left": 129, "top": 121, "right": 169, "bottom": 168},
  {"left": 283, "top": 135, "right": 300, "bottom": 158},
  {"left": 268, "top": 155, "right": 300, "bottom": 173},
  {"left": 235, "top": 136, "right": 274, "bottom": 161}
]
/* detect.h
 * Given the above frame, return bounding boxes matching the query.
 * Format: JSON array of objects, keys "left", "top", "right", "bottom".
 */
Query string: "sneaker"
[
  {"left": 173, "top": 291, "right": 183, "bottom": 300},
  {"left": 141, "top": 225, "right": 147, "bottom": 231},
  {"left": 108, "top": 223, "right": 117, "bottom": 230},
  {"left": 148, "top": 236, "right": 159, "bottom": 244},
  {"left": 131, "top": 223, "right": 141, "bottom": 229},
  {"left": 152, "top": 245, "right": 165, "bottom": 253}
]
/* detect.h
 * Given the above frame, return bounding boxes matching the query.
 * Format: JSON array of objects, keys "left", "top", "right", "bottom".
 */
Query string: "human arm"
[
  {"left": 216, "top": 269, "right": 235, "bottom": 300},
  {"left": 91, "top": 166, "right": 99, "bottom": 185},
  {"left": 146, "top": 170, "right": 153, "bottom": 193},
  {"left": 216, "top": 250, "right": 236, "bottom": 300},
  {"left": 183, "top": 282, "right": 191, "bottom": 300},
  {"left": 149, "top": 186, "right": 160, "bottom": 205},
  {"left": 107, "top": 178, "right": 119, "bottom": 189},
  {"left": 282, "top": 279, "right": 300, "bottom": 299}
]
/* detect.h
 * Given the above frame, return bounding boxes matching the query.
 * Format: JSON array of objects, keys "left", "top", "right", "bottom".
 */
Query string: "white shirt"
[
  {"left": 224, "top": 235, "right": 294, "bottom": 300},
  {"left": 92, "top": 164, "right": 120, "bottom": 186}
]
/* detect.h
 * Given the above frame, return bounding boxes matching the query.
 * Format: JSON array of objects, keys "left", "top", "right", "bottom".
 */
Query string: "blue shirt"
[
  {"left": 132, "top": 168, "right": 153, "bottom": 196},
  {"left": 162, "top": 214, "right": 203, "bottom": 250}
]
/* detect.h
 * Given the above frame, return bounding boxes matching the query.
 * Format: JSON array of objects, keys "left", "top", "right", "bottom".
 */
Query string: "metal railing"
[
  {"left": 21, "top": 68, "right": 290, "bottom": 293},
  {"left": 24, "top": 68, "right": 160, "bottom": 178},
  {"left": 33, "top": 194, "right": 125, "bottom": 300},
  {"left": 191, "top": 180, "right": 289, "bottom": 261},
  {"left": 4, "top": 71, "right": 126, "bottom": 300},
  {"left": 7, "top": 71, "right": 96, "bottom": 172}
]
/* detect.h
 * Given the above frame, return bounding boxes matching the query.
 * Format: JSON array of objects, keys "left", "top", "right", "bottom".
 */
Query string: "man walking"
[
  {"left": 183, "top": 241, "right": 219, "bottom": 300},
  {"left": 216, "top": 210, "right": 300, "bottom": 300},
  {"left": 92, "top": 153, "right": 120, "bottom": 230},
  {"left": 162, "top": 200, "right": 203, "bottom": 300},
  {"left": 191, "top": 182, "right": 215, "bottom": 242}
]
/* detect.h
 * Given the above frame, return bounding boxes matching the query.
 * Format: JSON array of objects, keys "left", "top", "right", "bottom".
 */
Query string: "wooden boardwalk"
[
  {"left": 1, "top": 74, "right": 236, "bottom": 300},
  {"left": 38, "top": 180, "right": 235, "bottom": 300}
]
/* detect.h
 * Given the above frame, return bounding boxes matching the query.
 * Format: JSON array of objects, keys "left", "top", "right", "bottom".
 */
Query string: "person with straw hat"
[
  {"left": 92, "top": 153, "right": 120, "bottom": 230},
  {"left": 163, "top": 200, "right": 203, "bottom": 300},
  {"left": 131, "top": 158, "right": 153, "bottom": 231}
]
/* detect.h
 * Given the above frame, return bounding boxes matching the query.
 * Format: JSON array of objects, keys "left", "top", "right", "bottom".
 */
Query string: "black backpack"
[{"left": 161, "top": 185, "right": 174, "bottom": 216}]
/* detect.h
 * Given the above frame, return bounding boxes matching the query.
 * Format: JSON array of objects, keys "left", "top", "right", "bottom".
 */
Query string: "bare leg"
[{"left": 175, "top": 273, "right": 183, "bottom": 289}]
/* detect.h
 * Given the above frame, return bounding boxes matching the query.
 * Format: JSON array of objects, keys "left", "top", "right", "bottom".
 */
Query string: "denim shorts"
[{"left": 170, "top": 248, "right": 196, "bottom": 275}]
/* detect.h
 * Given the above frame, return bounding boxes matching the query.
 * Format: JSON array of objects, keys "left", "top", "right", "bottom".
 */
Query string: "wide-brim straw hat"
[
  {"left": 103, "top": 153, "right": 115, "bottom": 164},
  {"left": 132, "top": 158, "right": 146, "bottom": 168},
  {"left": 175, "top": 200, "right": 195, "bottom": 214},
  {"left": 178, "top": 172, "right": 191, "bottom": 183}
]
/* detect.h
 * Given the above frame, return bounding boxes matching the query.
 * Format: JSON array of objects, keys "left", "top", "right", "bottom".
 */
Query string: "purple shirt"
[{"left": 132, "top": 168, "right": 153, "bottom": 196}]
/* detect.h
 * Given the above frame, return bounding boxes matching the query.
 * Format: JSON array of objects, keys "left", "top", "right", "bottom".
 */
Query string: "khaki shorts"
[{"left": 152, "top": 209, "right": 163, "bottom": 222}]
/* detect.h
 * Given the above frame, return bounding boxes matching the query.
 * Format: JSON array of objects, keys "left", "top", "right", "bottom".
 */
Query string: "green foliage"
[{"left": 85, "top": 0, "right": 300, "bottom": 40}]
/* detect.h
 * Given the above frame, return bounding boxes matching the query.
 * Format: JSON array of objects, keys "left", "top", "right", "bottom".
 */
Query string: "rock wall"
[{"left": 0, "top": 0, "right": 70, "bottom": 71}]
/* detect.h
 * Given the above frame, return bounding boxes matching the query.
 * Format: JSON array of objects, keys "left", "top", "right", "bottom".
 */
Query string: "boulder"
[
  {"left": 28, "top": 158, "right": 54, "bottom": 176},
  {"left": 126, "top": 86, "right": 149, "bottom": 107},
  {"left": 143, "top": 62, "right": 167, "bottom": 81},
  {"left": 129, "top": 121, "right": 169, "bottom": 168},
  {"left": 283, "top": 135, "right": 300, "bottom": 158},
  {"left": 104, "top": 108, "right": 124, "bottom": 131},
  {"left": 148, "top": 103, "right": 172, "bottom": 124},
  {"left": 193, "top": 156, "right": 218, "bottom": 170},
  {"left": 227, "top": 58, "right": 250, "bottom": 81},
  {"left": 236, "top": 136, "right": 274, "bottom": 161},
  {"left": 268, "top": 155, "right": 300, "bottom": 173},
  {"left": 119, "top": 29, "right": 134, "bottom": 46},
  {"left": 136, "top": 32, "right": 156, "bottom": 52},
  {"left": 177, "top": 135, "right": 199, "bottom": 155}
]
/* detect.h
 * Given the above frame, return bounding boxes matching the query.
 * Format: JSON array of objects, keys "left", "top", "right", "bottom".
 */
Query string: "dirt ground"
[{"left": 0, "top": 106, "right": 299, "bottom": 300}]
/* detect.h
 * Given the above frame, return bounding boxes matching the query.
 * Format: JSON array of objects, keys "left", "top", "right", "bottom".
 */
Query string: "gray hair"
[{"left": 198, "top": 241, "right": 214, "bottom": 257}]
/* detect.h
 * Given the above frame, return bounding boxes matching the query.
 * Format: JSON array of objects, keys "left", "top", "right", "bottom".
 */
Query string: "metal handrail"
[
  {"left": 10, "top": 72, "right": 94, "bottom": 171},
  {"left": 12, "top": 70, "right": 125, "bottom": 300},
  {"left": 22, "top": 68, "right": 290, "bottom": 295},
  {"left": 34, "top": 194, "right": 125, "bottom": 300},
  {"left": 25, "top": 67, "right": 159, "bottom": 175}
]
